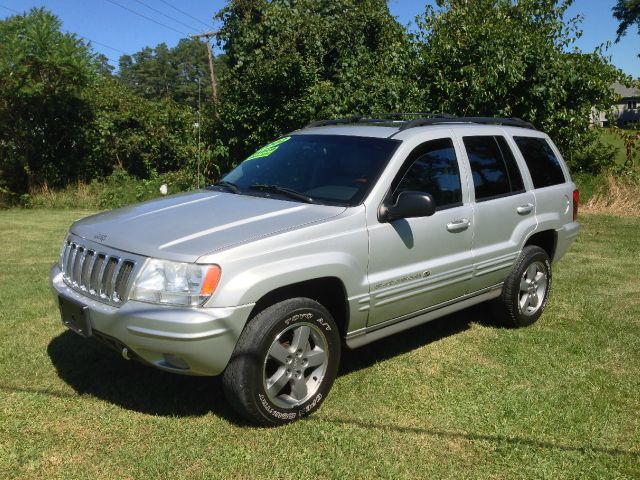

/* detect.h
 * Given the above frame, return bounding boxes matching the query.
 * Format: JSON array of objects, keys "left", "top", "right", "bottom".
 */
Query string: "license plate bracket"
[{"left": 58, "top": 295, "right": 92, "bottom": 337}]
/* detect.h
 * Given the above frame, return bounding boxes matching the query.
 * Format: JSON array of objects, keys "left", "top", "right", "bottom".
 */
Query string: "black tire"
[
  {"left": 492, "top": 246, "right": 552, "bottom": 328},
  {"left": 222, "top": 297, "right": 341, "bottom": 426}
]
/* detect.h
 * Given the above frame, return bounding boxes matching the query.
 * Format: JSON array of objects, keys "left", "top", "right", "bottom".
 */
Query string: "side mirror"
[{"left": 379, "top": 191, "right": 436, "bottom": 222}]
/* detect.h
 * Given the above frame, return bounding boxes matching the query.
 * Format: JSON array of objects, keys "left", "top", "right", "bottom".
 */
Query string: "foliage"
[
  {"left": 613, "top": 0, "right": 640, "bottom": 48},
  {"left": 609, "top": 126, "right": 640, "bottom": 169},
  {"left": 0, "top": 8, "right": 211, "bottom": 199},
  {"left": 82, "top": 78, "right": 199, "bottom": 179},
  {"left": 90, "top": 168, "right": 197, "bottom": 209},
  {"left": 15, "top": 168, "right": 199, "bottom": 210},
  {"left": 412, "top": 0, "right": 623, "bottom": 174},
  {"left": 118, "top": 39, "right": 227, "bottom": 109},
  {"left": 0, "top": 2, "right": 632, "bottom": 201},
  {"left": 0, "top": 8, "right": 96, "bottom": 194},
  {"left": 214, "top": 0, "right": 419, "bottom": 163}
]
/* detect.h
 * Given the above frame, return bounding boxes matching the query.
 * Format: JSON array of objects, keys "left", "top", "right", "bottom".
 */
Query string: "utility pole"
[{"left": 190, "top": 31, "right": 218, "bottom": 112}]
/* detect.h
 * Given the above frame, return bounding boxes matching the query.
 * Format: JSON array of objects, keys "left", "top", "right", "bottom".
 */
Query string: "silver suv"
[{"left": 50, "top": 116, "right": 580, "bottom": 425}]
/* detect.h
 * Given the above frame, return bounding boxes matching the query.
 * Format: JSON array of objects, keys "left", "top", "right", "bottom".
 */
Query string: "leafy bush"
[
  {"left": 12, "top": 168, "right": 200, "bottom": 210},
  {"left": 92, "top": 169, "right": 199, "bottom": 209}
]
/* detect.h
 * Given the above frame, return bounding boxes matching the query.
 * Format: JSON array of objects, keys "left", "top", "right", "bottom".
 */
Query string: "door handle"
[
  {"left": 446, "top": 218, "right": 470, "bottom": 233},
  {"left": 517, "top": 203, "right": 535, "bottom": 215}
]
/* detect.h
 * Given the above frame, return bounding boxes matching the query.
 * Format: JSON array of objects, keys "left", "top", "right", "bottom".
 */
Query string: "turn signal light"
[{"left": 201, "top": 265, "right": 222, "bottom": 295}]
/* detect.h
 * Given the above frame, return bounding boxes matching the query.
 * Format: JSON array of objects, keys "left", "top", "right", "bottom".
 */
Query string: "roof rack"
[
  {"left": 305, "top": 114, "right": 536, "bottom": 131},
  {"left": 398, "top": 116, "right": 536, "bottom": 131},
  {"left": 305, "top": 112, "right": 456, "bottom": 128}
]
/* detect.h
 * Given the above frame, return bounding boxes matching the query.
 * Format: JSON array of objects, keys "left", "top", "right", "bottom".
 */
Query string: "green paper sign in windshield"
[{"left": 244, "top": 137, "right": 291, "bottom": 162}]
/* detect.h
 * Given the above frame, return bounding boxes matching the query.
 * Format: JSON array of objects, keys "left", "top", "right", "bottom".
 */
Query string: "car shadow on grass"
[
  {"left": 46, "top": 303, "right": 500, "bottom": 421},
  {"left": 46, "top": 331, "right": 246, "bottom": 422},
  {"left": 340, "top": 303, "right": 499, "bottom": 376}
]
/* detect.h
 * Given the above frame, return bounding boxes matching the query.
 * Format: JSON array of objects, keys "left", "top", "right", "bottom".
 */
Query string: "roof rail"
[
  {"left": 370, "top": 112, "right": 457, "bottom": 119},
  {"left": 398, "top": 116, "right": 536, "bottom": 131},
  {"left": 305, "top": 116, "right": 363, "bottom": 128},
  {"left": 305, "top": 112, "right": 456, "bottom": 128},
  {"left": 304, "top": 115, "right": 537, "bottom": 131}
]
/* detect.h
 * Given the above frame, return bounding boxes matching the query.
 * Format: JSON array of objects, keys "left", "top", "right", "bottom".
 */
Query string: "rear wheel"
[
  {"left": 222, "top": 297, "right": 340, "bottom": 426},
  {"left": 493, "top": 246, "right": 552, "bottom": 327}
]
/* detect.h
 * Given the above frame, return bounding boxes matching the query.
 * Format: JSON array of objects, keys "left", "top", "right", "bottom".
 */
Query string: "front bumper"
[{"left": 50, "top": 264, "right": 254, "bottom": 376}]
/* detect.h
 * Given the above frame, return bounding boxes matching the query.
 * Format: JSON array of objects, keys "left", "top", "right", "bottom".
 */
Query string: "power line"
[
  {"left": 132, "top": 0, "right": 200, "bottom": 33},
  {"left": 104, "top": 0, "right": 187, "bottom": 36},
  {"left": 0, "top": 4, "right": 20, "bottom": 14},
  {"left": 83, "top": 38, "right": 127, "bottom": 56},
  {"left": 158, "top": 0, "right": 213, "bottom": 30},
  {"left": 1, "top": 4, "right": 125, "bottom": 62}
]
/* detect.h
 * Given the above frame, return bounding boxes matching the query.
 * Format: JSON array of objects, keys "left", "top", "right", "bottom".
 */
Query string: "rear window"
[{"left": 513, "top": 137, "right": 566, "bottom": 188}]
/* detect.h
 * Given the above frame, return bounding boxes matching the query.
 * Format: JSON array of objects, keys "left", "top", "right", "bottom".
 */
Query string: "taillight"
[{"left": 572, "top": 189, "right": 579, "bottom": 221}]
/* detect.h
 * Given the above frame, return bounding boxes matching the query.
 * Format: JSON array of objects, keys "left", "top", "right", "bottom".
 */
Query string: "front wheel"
[
  {"left": 492, "top": 246, "right": 552, "bottom": 328},
  {"left": 222, "top": 297, "right": 340, "bottom": 426}
]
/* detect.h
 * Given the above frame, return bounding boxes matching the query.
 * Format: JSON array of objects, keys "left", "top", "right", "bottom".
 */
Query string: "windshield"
[{"left": 220, "top": 134, "right": 401, "bottom": 206}]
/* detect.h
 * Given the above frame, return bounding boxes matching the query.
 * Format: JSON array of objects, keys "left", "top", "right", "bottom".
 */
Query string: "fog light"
[{"left": 163, "top": 354, "right": 189, "bottom": 370}]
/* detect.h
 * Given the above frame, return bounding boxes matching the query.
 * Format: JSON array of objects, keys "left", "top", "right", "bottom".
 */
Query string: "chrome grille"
[{"left": 60, "top": 240, "right": 136, "bottom": 306}]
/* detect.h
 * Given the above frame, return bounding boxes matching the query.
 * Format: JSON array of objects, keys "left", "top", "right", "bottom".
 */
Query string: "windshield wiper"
[
  {"left": 208, "top": 180, "right": 240, "bottom": 194},
  {"left": 248, "top": 184, "right": 315, "bottom": 204}
]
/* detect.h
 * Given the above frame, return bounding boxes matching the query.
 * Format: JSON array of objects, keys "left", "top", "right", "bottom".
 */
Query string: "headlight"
[{"left": 129, "top": 259, "right": 221, "bottom": 307}]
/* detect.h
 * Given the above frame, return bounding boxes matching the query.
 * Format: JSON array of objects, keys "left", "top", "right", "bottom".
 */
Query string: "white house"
[{"left": 592, "top": 82, "right": 640, "bottom": 127}]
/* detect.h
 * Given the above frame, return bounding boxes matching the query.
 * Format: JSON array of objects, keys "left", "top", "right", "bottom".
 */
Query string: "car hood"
[{"left": 71, "top": 190, "right": 346, "bottom": 263}]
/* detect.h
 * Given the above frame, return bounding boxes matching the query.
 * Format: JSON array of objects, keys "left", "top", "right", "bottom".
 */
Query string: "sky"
[{"left": 1, "top": 0, "right": 639, "bottom": 78}]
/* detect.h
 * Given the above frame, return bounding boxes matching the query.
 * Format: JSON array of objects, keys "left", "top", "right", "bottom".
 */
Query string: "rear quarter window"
[{"left": 513, "top": 137, "right": 566, "bottom": 188}]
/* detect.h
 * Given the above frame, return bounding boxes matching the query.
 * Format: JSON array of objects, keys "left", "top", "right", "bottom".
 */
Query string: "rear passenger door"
[{"left": 458, "top": 132, "right": 537, "bottom": 292}]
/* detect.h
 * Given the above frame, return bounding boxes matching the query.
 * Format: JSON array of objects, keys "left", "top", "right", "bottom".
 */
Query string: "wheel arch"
[
  {"left": 523, "top": 229, "right": 557, "bottom": 261},
  {"left": 248, "top": 277, "right": 350, "bottom": 339}
]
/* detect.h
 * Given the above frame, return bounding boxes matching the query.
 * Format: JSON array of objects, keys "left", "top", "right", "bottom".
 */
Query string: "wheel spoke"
[
  {"left": 520, "top": 278, "right": 530, "bottom": 292},
  {"left": 291, "top": 325, "right": 311, "bottom": 352},
  {"left": 526, "top": 264, "right": 538, "bottom": 281},
  {"left": 537, "top": 276, "right": 548, "bottom": 293},
  {"left": 534, "top": 271, "right": 546, "bottom": 283},
  {"left": 268, "top": 341, "right": 290, "bottom": 365},
  {"left": 529, "top": 292, "right": 539, "bottom": 308},
  {"left": 266, "top": 367, "right": 289, "bottom": 397},
  {"left": 305, "top": 349, "right": 326, "bottom": 368},
  {"left": 520, "top": 292, "right": 530, "bottom": 310},
  {"left": 290, "top": 376, "right": 308, "bottom": 400}
]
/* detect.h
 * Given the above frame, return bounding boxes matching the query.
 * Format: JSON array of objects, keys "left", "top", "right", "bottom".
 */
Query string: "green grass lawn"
[
  {"left": 598, "top": 129, "right": 631, "bottom": 167},
  {"left": 0, "top": 209, "right": 638, "bottom": 479}
]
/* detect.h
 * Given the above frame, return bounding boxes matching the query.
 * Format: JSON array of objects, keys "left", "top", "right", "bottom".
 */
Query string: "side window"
[
  {"left": 393, "top": 138, "right": 462, "bottom": 210},
  {"left": 463, "top": 136, "right": 525, "bottom": 202},
  {"left": 513, "top": 136, "right": 566, "bottom": 188}
]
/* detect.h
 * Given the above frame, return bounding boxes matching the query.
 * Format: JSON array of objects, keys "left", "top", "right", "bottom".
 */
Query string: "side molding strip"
[{"left": 345, "top": 284, "right": 503, "bottom": 349}]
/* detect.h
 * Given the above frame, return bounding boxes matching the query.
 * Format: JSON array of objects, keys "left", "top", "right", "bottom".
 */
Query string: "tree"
[
  {"left": 82, "top": 77, "right": 200, "bottom": 179},
  {"left": 214, "top": 0, "right": 419, "bottom": 164},
  {"left": 613, "top": 0, "right": 640, "bottom": 45},
  {"left": 117, "top": 39, "right": 226, "bottom": 108},
  {"left": 413, "top": 0, "right": 623, "bottom": 173},
  {"left": 0, "top": 8, "right": 96, "bottom": 194}
]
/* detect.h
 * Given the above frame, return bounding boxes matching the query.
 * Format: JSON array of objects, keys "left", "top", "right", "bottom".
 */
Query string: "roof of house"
[{"left": 613, "top": 81, "right": 640, "bottom": 99}]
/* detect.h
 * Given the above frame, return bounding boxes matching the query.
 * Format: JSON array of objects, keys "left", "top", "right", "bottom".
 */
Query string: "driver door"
[{"left": 366, "top": 137, "right": 475, "bottom": 327}]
